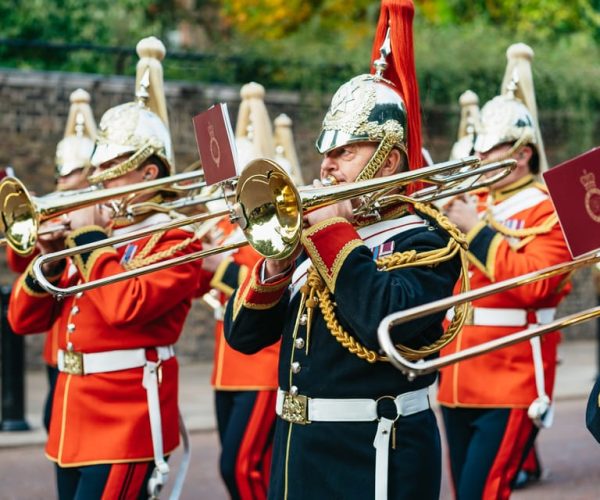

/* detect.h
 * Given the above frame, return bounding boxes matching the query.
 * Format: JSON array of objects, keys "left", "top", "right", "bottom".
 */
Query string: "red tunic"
[
  {"left": 8, "top": 219, "right": 204, "bottom": 466},
  {"left": 207, "top": 220, "right": 279, "bottom": 390},
  {"left": 438, "top": 176, "right": 572, "bottom": 408}
]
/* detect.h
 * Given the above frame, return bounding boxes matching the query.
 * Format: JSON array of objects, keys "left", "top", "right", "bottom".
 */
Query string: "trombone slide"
[{"left": 377, "top": 252, "right": 600, "bottom": 379}]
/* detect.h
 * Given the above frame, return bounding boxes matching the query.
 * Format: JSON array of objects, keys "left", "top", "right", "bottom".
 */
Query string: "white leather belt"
[
  {"left": 276, "top": 387, "right": 430, "bottom": 500},
  {"left": 58, "top": 346, "right": 177, "bottom": 498},
  {"left": 446, "top": 306, "right": 556, "bottom": 327},
  {"left": 57, "top": 346, "right": 175, "bottom": 375}
]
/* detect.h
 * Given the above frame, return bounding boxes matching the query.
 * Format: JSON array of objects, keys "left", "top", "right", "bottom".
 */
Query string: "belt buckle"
[
  {"left": 281, "top": 393, "right": 310, "bottom": 425},
  {"left": 63, "top": 351, "right": 84, "bottom": 375}
]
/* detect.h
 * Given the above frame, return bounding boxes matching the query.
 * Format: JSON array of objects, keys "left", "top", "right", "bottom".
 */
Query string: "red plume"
[{"left": 371, "top": 0, "right": 423, "bottom": 173}]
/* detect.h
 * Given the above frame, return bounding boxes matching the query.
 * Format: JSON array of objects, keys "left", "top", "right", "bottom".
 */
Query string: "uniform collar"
[{"left": 491, "top": 174, "right": 535, "bottom": 203}]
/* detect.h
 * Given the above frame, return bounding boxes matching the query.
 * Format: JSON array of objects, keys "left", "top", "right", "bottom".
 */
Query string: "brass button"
[
  {"left": 291, "top": 362, "right": 301, "bottom": 374},
  {"left": 75, "top": 292, "right": 83, "bottom": 299},
  {"left": 299, "top": 314, "right": 307, "bottom": 326},
  {"left": 295, "top": 338, "right": 305, "bottom": 349},
  {"left": 71, "top": 306, "right": 80, "bottom": 315},
  {"left": 67, "top": 323, "right": 76, "bottom": 333},
  {"left": 289, "top": 385, "right": 299, "bottom": 396},
  {"left": 67, "top": 341, "right": 74, "bottom": 351}
]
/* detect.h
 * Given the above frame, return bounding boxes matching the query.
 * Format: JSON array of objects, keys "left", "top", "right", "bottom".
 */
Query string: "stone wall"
[{"left": 0, "top": 68, "right": 596, "bottom": 368}]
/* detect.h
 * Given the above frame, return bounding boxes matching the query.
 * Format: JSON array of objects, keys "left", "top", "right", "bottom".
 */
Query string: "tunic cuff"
[
  {"left": 301, "top": 217, "right": 363, "bottom": 292},
  {"left": 21, "top": 259, "right": 65, "bottom": 297},
  {"left": 210, "top": 257, "right": 243, "bottom": 297},
  {"left": 232, "top": 259, "right": 292, "bottom": 320},
  {"left": 467, "top": 223, "right": 502, "bottom": 280}
]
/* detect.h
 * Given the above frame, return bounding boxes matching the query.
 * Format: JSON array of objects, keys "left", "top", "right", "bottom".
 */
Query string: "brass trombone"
[
  {"left": 377, "top": 253, "right": 600, "bottom": 380},
  {"left": 32, "top": 156, "right": 515, "bottom": 297},
  {"left": 0, "top": 170, "right": 205, "bottom": 256}
]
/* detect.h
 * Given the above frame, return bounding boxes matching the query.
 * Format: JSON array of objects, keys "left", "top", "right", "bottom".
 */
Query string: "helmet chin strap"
[
  {"left": 88, "top": 139, "right": 162, "bottom": 185},
  {"left": 355, "top": 128, "right": 405, "bottom": 182}
]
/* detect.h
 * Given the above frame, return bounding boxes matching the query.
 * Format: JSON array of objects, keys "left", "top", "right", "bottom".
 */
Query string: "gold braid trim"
[
  {"left": 124, "top": 230, "right": 198, "bottom": 271},
  {"left": 485, "top": 211, "right": 558, "bottom": 239},
  {"left": 303, "top": 203, "right": 471, "bottom": 363}
]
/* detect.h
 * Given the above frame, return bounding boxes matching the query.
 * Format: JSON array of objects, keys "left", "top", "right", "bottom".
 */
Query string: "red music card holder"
[
  {"left": 192, "top": 103, "right": 239, "bottom": 186},
  {"left": 543, "top": 147, "right": 600, "bottom": 258}
]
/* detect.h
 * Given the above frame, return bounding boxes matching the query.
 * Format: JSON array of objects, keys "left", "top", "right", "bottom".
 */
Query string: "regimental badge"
[
  {"left": 120, "top": 243, "right": 138, "bottom": 265},
  {"left": 581, "top": 169, "right": 600, "bottom": 223}
]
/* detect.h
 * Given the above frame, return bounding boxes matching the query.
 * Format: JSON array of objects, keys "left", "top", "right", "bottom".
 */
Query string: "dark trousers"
[
  {"left": 441, "top": 406, "right": 536, "bottom": 500},
  {"left": 43, "top": 364, "right": 59, "bottom": 432},
  {"left": 215, "top": 390, "right": 276, "bottom": 500},
  {"left": 56, "top": 461, "right": 154, "bottom": 500}
]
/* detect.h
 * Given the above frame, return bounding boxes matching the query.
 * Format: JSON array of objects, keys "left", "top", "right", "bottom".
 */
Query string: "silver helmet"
[
  {"left": 315, "top": 28, "right": 408, "bottom": 181},
  {"left": 89, "top": 36, "right": 174, "bottom": 184},
  {"left": 55, "top": 89, "right": 97, "bottom": 180},
  {"left": 474, "top": 43, "right": 547, "bottom": 172}
]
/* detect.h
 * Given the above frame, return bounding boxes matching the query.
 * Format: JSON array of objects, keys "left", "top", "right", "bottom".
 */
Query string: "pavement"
[{"left": 1, "top": 339, "right": 598, "bottom": 448}]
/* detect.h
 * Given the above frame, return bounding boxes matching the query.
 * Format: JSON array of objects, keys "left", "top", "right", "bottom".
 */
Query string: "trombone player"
[
  {"left": 4, "top": 88, "right": 97, "bottom": 435},
  {"left": 225, "top": 1, "right": 464, "bottom": 498},
  {"left": 438, "top": 43, "right": 572, "bottom": 499},
  {"left": 8, "top": 37, "right": 205, "bottom": 499}
]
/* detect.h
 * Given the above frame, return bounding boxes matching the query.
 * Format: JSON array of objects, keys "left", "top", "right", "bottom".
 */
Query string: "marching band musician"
[
  {"left": 224, "top": 1, "right": 465, "bottom": 498},
  {"left": 438, "top": 43, "right": 572, "bottom": 499},
  {"left": 202, "top": 82, "right": 281, "bottom": 500},
  {"left": 5, "top": 88, "right": 97, "bottom": 433},
  {"left": 8, "top": 37, "right": 205, "bottom": 499}
]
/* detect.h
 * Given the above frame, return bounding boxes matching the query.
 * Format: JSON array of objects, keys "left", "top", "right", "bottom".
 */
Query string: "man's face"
[
  {"left": 56, "top": 168, "right": 89, "bottom": 191},
  {"left": 319, "top": 142, "right": 378, "bottom": 184},
  {"left": 477, "top": 143, "right": 531, "bottom": 190}
]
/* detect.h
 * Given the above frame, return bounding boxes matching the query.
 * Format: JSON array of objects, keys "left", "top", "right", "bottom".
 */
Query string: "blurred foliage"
[{"left": 1, "top": 0, "right": 599, "bottom": 156}]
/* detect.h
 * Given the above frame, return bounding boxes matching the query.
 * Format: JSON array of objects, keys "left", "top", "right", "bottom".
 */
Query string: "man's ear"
[
  {"left": 141, "top": 163, "right": 160, "bottom": 180},
  {"left": 381, "top": 148, "right": 404, "bottom": 176},
  {"left": 519, "top": 145, "right": 533, "bottom": 163}
]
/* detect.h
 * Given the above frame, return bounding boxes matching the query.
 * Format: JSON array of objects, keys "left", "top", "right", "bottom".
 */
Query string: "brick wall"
[{"left": 0, "top": 68, "right": 596, "bottom": 367}]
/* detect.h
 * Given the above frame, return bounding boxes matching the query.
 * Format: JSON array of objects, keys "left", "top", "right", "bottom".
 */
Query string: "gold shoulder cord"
[
  {"left": 124, "top": 229, "right": 198, "bottom": 271},
  {"left": 302, "top": 201, "right": 471, "bottom": 363},
  {"left": 485, "top": 210, "right": 558, "bottom": 239}
]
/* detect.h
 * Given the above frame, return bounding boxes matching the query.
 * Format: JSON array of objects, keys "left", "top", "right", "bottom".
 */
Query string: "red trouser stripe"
[
  {"left": 101, "top": 462, "right": 151, "bottom": 500},
  {"left": 483, "top": 409, "right": 534, "bottom": 500},
  {"left": 235, "top": 390, "right": 277, "bottom": 500}
]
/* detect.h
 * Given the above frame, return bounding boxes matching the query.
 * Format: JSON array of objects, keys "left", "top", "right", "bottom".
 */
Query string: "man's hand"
[
  {"left": 263, "top": 244, "right": 302, "bottom": 280},
  {"left": 36, "top": 220, "right": 69, "bottom": 275},
  {"left": 305, "top": 200, "right": 354, "bottom": 227},
  {"left": 444, "top": 195, "right": 480, "bottom": 233},
  {"left": 67, "top": 204, "right": 111, "bottom": 231}
]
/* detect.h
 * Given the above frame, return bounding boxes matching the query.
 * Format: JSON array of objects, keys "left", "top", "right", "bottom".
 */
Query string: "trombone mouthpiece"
[{"left": 322, "top": 175, "right": 338, "bottom": 187}]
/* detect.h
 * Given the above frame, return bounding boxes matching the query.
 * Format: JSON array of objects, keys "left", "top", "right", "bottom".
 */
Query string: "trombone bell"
[
  {"left": 236, "top": 160, "right": 302, "bottom": 260},
  {"left": 0, "top": 178, "right": 39, "bottom": 256}
]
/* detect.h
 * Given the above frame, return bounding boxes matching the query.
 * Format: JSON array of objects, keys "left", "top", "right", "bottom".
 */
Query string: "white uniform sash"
[{"left": 489, "top": 187, "right": 548, "bottom": 222}]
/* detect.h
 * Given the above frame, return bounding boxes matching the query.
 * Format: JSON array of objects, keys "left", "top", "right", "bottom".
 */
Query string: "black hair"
[{"left": 529, "top": 146, "right": 540, "bottom": 175}]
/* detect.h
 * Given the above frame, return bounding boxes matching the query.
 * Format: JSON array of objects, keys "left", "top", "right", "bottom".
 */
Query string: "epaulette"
[{"left": 66, "top": 225, "right": 116, "bottom": 281}]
